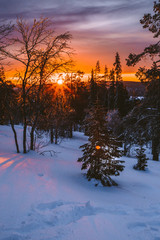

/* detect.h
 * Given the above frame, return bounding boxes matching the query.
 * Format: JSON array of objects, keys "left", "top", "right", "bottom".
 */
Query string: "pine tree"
[
  {"left": 104, "top": 65, "right": 109, "bottom": 82},
  {"left": 108, "top": 69, "right": 115, "bottom": 110},
  {"left": 134, "top": 144, "right": 148, "bottom": 171},
  {"left": 113, "top": 52, "right": 129, "bottom": 116},
  {"left": 95, "top": 60, "right": 100, "bottom": 80},
  {"left": 113, "top": 52, "right": 122, "bottom": 82},
  {"left": 126, "top": 0, "right": 160, "bottom": 160},
  {"left": 89, "top": 69, "right": 97, "bottom": 106},
  {"left": 78, "top": 101, "right": 125, "bottom": 186}
]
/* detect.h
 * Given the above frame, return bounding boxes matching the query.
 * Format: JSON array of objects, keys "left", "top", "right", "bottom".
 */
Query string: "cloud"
[{"left": 0, "top": 0, "right": 155, "bottom": 73}]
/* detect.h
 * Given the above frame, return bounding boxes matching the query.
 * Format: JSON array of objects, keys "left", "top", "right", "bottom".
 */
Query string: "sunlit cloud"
[{"left": 0, "top": 0, "right": 155, "bottom": 75}]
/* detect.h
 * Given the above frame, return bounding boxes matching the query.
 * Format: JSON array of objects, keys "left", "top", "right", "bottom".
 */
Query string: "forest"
[{"left": 0, "top": 1, "right": 160, "bottom": 187}]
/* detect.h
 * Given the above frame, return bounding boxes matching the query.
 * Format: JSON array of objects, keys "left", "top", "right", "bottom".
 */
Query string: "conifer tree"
[
  {"left": 89, "top": 69, "right": 97, "bottom": 106},
  {"left": 95, "top": 60, "right": 100, "bottom": 80},
  {"left": 113, "top": 52, "right": 122, "bottom": 82},
  {"left": 108, "top": 69, "right": 115, "bottom": 110},
  {"left": 113, "top": 52, "right": 129, "bottom": 116},
  {"left": 126, "top": 0, "right": 160, "bottom": 160},
  {"left": 78, "top": 101, "right": 124, "bottom": 186},
  {"left": 104, "top": 65, "right": 109, "bottom": 82},
  {"left": 134, "top": 144, "right": 148, "bottom": 171}
]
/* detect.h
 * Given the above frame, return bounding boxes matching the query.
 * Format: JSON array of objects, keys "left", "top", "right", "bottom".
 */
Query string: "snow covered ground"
[{"left": 0, "top": 125, "right": 160, "bottom": 240}]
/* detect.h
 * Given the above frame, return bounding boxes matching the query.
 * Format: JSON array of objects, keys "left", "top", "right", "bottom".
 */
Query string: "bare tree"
[{"left": 0, "top": 17, "right": 72, "bottom": 153}]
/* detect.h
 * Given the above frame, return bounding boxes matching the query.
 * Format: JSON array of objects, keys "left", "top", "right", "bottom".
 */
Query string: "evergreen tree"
[
  {"left": 78, "top": 101, "right": 124, "bottom": 186},
  {"left": 89, "top": 69, "right": 97, "bottom": 106},
  {"left": 108, "top": 69, "right": 115, "bottom": 110},
  {"left": 113, "top": 52, "right": 122, "bottom": 82},
  {"left": 115, "top": 81, "right": 129, "bottom": 116},
  {"left": 113, "top": 52, "right": 129, "bottom": 116},
  {"left": 134, "top": 144, "right": 148, "bottom": 171},
  {"left": 95, "top": 60, "right": 100, "bottom": 80},
  {"left": 104, "top": 65, "right": 109, "bottom": 82},
  {"left": 126, "top": 0, "right": 160, "bottom": 160}
]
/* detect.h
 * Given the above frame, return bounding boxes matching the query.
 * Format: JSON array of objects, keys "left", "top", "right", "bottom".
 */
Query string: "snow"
[{"left": 0, "top": 125, "right": 160, "bottom": 240}]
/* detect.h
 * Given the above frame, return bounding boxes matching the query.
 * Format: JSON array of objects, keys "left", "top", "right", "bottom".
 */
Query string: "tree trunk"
[
  {"left": 69, "top": 123, "right": 73, "bottom": 138},
  {"left": 123, "top": 143, "right": 127, "bottom": 156},
  {"left": 50, "top": 128, "right": 54, "bottom": 144},
  {"left": 152, "top": 137, "right": 159, "bottom": 161},
  {"left": 55, "top": 127, "right": 58, "bottom": 144},
  {"left": 10, "top": 122, "right": 20, "bottom": 153},
  {"left": 30, "top": 127, "right": 35, "bottom": 150},
  {"left": 23, "top": 120, "right": 27, "bottom": 153}
]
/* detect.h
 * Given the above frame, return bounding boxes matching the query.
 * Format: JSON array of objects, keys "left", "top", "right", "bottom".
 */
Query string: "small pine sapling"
[{"left": 134, "top": 144, "right": 148, "bottom": 171}]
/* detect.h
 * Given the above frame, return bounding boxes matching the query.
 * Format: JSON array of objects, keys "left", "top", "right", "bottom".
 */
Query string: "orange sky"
[{"left": 1, "top": 0, "right": 156, "bottom": 82}]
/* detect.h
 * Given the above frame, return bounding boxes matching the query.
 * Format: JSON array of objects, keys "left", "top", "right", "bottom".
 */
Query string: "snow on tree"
[
  {"left": 134, "top": 143, "right": 148, "bottom": 171},
  {"left": 78, "top": 101, "right": 124, "bottom": 186}
]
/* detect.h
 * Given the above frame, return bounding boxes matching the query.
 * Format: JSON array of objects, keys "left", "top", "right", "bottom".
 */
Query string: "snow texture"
[{"left": 0, "top": 125, "right": 160, "bottom": 240}]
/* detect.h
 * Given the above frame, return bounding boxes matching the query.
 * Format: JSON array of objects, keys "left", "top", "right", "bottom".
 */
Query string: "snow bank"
[{"left": 0, "top": 125, "right": 160, "bottom": 240}]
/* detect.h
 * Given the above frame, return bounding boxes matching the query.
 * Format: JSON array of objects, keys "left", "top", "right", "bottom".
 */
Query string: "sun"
[{"left": 57, "top": 79, "right": 63, "bottom": 85}]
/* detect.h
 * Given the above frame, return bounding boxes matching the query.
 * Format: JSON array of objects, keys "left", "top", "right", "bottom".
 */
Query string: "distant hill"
[{"left": 123, "top": 81, "right": 146, "bottom": 97}]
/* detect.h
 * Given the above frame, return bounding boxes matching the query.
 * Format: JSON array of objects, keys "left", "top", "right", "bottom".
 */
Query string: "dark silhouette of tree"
[
  {"left": 108, "top": 69, "right": 115, "bottom": 110},
  {"left": 113, "top": 52, "right": 129, "bottom": 116},
  {"left": 126, "top": 0, "right": 160, "bottom": 160},
  {"left": 89, "top": 69, "right": 97, "bottom": 106},
  {"left": 0, "top": 69, "right": 20, "bottom": 153},
  {"left": 95, "top": 60, "right": 100, "bottom": 80},
  {"left": 104, "top": 65, "right": 109, "bottom": 82},
  {"left": 113, "top": 52, "right": 122, "bottom": 82},
  {"left": 0, "top": 17, "right": 72, "bottom": 153},
  {"left": 140, "top": 0, "right": 160, "bottom": 38},
  {"left": 0, "top": 21, "right": 13, "bottom": 53}
]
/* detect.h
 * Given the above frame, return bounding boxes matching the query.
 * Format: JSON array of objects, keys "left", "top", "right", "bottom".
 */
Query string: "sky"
[{"left": 0, "top": 0, "right": 156, "bottom": 80}]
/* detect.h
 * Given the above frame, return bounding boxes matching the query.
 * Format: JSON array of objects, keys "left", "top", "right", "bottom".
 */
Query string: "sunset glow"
[
  {"left": 0, "top": 0, "right": 155, "bottom": 78},
  {"left": 57, "top": 79, "right": 63, "bottom": 85}
]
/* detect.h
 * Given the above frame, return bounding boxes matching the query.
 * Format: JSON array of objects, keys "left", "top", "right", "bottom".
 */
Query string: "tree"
[
  {"left": 0, "top": 69, "right": 20, "bottom": 153},
  {"left": 113, "top": 52, "right": 122, "bottom": 82},
  {"left": 0, "top": 21, "right": 13, "bottom": 53},
  {"left": 78, "top": 101, "right": 124, "bottom": 186},
  {"left": 95, "top": 60, "right": 100, "bottom": 80},
  {"left": 89, "top": 69, "right": 97, "bottom": 106},
  {"left": 104, "top": 65, "right": 109, "bottom": 82},
  {"left": 122, "top": 104, "right": 151, "bottom": 157},
  {"left": 69, "top": 72, "right": 89, "bottom": 126},
  {"left": 126, "top": 0, "right": 160, "bottom": 160},
  {"left": 108, "top": 69, "right": 115, "bottom": 110},
  {"left": 134, "top": 144, "right": 148, "bottom": 171},
  {"left": 113, "top": 52, "right": 129, "bottom": 116},
  {"left": 0, "top": 17, "right": 72, "bottom": 153}
]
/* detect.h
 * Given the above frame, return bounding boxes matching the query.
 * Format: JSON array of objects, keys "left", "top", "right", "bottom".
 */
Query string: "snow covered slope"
[{"left": 0, "top": 125, "right": 160, "bottom": 240}]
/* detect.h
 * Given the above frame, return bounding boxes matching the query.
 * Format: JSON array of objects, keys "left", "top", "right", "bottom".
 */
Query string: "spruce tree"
[
  {"left": 104, "top": 65, "right": 109, "bottom": 82},
  {"left": 78, "top": 101, "right": 125, "bottom": 186},
  {"left": 95, "top": 60, "right": 100, "bottom": 80},
  {"left": 89, "top": 69, "right": 97, "bottom": 106},
  {"left": 134, "top": 144, "right": 148, "bottom": 171},
  {"left": 126, "top": 0, "right": 160, "bottom": 160},
  {"left": 108, "top": 69, "right": 115, "bottom": 110},
  {"left": 113, "top": 52, "right": 129, "bottom": 116},
  {"left": 113, "top": 52, "right": 122, "bottom": 82}
]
